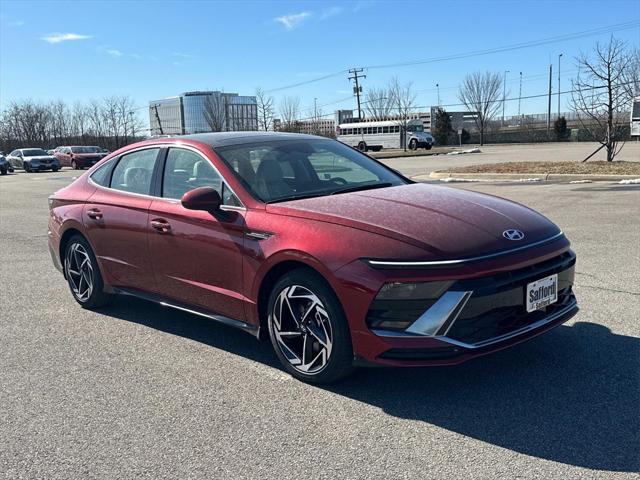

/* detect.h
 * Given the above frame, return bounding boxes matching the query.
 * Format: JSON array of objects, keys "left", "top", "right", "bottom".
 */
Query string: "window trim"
[{"left": 87, "top": 144, "right": 245, "bottom": 210}]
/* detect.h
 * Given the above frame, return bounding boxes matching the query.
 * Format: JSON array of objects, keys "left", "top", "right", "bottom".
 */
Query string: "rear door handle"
[
  {"left": 87, "top": 208, "right": 103, "bottom": 220},
  {"left": 150, "top": 218, "right": 171, "bottom": 233}
]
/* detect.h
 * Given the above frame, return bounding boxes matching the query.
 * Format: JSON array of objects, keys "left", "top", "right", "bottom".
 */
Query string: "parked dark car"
[
  {"left": 0, "top": 153, "right": 14, "bottom": 174},
  {"left": 54, "top": 146, "right": 108, "bottom": 169},
  {"left": 48, "top": 132, "right": 578, "bottom": 383},
  {"left": 7, "top": 148, "right": 60, "bottom": 172}
]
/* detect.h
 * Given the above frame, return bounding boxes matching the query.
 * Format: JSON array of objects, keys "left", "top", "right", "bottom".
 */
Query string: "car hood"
[
  {"left": 266, "top": 183, "right": 561, "bottom": 260},
  {"left": 27, "top": 156, "right": 57, "bottom": 161}
]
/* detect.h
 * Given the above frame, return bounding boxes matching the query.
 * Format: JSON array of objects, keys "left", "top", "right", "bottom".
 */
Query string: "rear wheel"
[
  {"left": 64, "top": 235, "right": 112, "bottom": 309},
  {"left": 267, "top": 269, "right": 354, "bottom": 384}
]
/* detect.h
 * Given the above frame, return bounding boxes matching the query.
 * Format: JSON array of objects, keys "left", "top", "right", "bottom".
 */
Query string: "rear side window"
[
  {"left": 110, "top": 148, "right": 159, "bottom": 195},
  {"left": 89, "top": 160, "right": 114, "bottom": 186}
]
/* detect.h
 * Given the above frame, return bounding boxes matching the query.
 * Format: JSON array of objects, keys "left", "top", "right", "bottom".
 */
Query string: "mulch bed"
[{"left": 445, "top": 161, "right": 640, "bottom": 175}]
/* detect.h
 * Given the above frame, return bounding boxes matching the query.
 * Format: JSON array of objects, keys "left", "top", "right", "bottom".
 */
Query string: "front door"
[
  {"left": 84, "top": 147, "right": 161, "bottom": 292},
  {"left": 147, "top": 147, "right": 247, "bottom": 322}
]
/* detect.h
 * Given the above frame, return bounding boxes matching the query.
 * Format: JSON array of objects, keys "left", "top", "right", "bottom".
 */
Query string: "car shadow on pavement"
[
  {"left": 328, "top": 321, "right": 639, "bottom": 473},
  {"left": 104, "top": 297, "right": 638, "bottom": 473}
]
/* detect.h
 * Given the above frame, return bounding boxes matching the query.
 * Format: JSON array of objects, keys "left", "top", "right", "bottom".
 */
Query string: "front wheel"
[
  {"left": 52, "top": 166, "right": 59, "bottom": 172},
  {"left": 23, "top": 162, "right": 31, "bottom": 173},
  {"left": 267, "top": 269, "right": 354, "bottom": 384},
  {"left": 409, "top": 139, "right": 418, "bottom": 150},
  {"left": 0, "top": 167, "right": 7, "bottom": 175},
  {"left": 71, "top": 160, "right": 78, "bottom": 170},
  {"left": 425, "top": 144, "right": 432, "bottom": 150},
  {"left": 64, "top": 235, "right": 112, "bottom": 309},
  {"left": 357, "top": 141, "right": 367, "bottom": 152}
]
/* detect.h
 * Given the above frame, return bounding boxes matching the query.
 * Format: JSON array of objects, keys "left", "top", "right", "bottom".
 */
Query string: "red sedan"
[{"left": 48, "top": 133, "right": 578, "bottom": 383}]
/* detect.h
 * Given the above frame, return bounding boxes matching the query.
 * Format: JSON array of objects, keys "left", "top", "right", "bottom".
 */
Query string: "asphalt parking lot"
[{"left": 1, "top": 169, "right": 638, "bottom": 479}]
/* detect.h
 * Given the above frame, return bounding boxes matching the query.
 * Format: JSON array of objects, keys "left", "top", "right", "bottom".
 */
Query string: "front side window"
[
  {"left": 162, "top": 148, "right": 241, "bottom": 206},
  {"left": 215, "top": 139, "right": 406, "bottom": 203},
  {"left": 110, "top": 148, "right": 159, "bottom": 195}
]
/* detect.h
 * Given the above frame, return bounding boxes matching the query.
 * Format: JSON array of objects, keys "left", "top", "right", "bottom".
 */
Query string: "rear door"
[
  {"left": 84, "top": 147, "right": 161, "bottom": 292},
  {"left": 147, "top": 146, "right": 247, "bottom": 321}
]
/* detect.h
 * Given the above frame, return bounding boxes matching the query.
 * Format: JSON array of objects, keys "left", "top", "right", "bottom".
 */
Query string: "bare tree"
[
  {"left": 389, "top": 77, "right": 416, "bottom": 150},
  {"left": 0, "top": 97, "right": 145, "bottom": 152},
  {"left": 364, "top": 86, "right": 393, "bottom": 120},
  {"left": 255, "top": 87, "right": 275, "bottom": 131},
  {"left": 203, "top": 93, "right": 227, "bottom": 132},
  {"left": 570, "top": 37, "right": 635, "bottom": 161},
  {"left": 279, "top": 96, "right": 300, "bottom": 132},
  {"left": 458, "top": 71, "right": 503, "bottom": 146}
]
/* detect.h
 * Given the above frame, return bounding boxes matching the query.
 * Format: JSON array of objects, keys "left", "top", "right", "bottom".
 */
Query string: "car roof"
[{"left": 180, "top": 131, "right": 325, "bottom": 148}]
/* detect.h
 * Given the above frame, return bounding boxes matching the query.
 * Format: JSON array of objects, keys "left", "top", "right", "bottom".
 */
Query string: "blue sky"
[{"left": 1, "top": 0, "right": 639, "bottom": 128}]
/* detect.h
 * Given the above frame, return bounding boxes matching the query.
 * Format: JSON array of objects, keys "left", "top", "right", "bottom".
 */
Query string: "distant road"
[{"left": 379, "top": 141, "right": 640, "bottom": 176}]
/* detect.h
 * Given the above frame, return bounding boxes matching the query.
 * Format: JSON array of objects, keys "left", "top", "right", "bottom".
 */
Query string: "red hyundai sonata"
[{"left": 48, "top": 133, "right": 578, "bottom": 383}]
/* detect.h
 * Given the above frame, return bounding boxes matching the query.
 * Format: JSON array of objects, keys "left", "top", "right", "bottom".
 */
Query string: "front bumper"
[{"left": 349, "top": 249, "right": 578, "bottom": 367}]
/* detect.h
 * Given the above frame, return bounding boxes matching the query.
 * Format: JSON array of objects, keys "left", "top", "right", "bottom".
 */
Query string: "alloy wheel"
[
  {"left": 270, "top": 285, "right": 333, "bottom": 374},
  {"left": 65, "top": 242, "right": 94, "bottom": 302}
]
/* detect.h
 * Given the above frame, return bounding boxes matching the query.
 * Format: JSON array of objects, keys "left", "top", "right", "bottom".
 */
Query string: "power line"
[{"left": 264, "top": 20, "right": 639, "bottom": 93}]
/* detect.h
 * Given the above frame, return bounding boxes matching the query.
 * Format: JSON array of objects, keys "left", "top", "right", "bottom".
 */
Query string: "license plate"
[{"left": 526, "top": 274, "right": 558, "bottom": 312}]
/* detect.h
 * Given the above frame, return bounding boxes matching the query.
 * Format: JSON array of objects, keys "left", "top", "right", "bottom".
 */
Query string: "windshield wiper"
[
  {"left": 266, "top": 191, "right": 333, "bottom": 204},
  {"left": 330, "top": 182, "right": 393, "bottom": 195}
]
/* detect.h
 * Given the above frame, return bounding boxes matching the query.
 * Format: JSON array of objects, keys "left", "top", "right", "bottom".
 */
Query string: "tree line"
[{"left": 0, "top": 96, "right": 145, "bottom": 153}]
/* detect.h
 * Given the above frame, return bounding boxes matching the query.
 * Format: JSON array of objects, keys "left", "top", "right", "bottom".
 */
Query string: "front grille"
[{"left": 444, "top": 251, "right": 576, "bottom": 345}]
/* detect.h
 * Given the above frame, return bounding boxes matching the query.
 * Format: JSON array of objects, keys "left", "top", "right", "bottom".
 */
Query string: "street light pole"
[
  {"left": 436, "top": 83, "right": 441, "bottom": 107},
  {"left": 502, "top": 70, "right": 510, "bottom": 126},
  {"left": 518, "top": 71, "right": 523, "bottom": 121},
  {"left": 557, "top": 53, "right": 563, "bottom": 117}
]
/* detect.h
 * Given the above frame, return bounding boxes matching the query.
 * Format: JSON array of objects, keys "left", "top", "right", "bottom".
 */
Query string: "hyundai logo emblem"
[{"left": 503, "top": 229, "right": 525, "bottom": 241}]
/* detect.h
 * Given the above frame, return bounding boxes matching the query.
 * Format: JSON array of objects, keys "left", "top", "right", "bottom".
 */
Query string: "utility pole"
[
  {"left": 502, "top": 70, "right": 510, "bottom": 126},
  {"left": 348, "top": 68, "right": 365, "bottom": 121},
  {"left": 436, "top": 83, "right": 441, "bottom": 107},
  {"left": 547, "top": 63, "right": 553, "bottom": 136},
  {"left": 151, "top": 104, "right": 163, "bottom": 135},
  {"left": 557, "top": 53, "right": 563, "bottom": 117},
  {"left": 518, "top": 72, "right": 523, "bottom": 117}
]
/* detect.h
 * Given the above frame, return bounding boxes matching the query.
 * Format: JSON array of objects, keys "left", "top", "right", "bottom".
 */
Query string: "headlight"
[{"left": 367, "top": 281, "right": 452, "bottom": 331}]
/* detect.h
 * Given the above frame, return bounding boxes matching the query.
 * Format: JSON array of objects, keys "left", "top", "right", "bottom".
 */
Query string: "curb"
[{"left": 418, "top": 171, "right": 640, "bottom": 182}]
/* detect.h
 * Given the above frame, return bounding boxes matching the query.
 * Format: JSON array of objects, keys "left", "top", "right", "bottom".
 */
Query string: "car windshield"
[
  {"left": 215, "top": 138, "right": 407, "bottom": 203},
  {"left": 23, "top": 149, "right": 48, "bottom": 157},
  {"left": 407, "top": 124, "right": 424, "bottom": 132},
  {"left": 71, "top": 146, "right": 100, "bottom": 154}
]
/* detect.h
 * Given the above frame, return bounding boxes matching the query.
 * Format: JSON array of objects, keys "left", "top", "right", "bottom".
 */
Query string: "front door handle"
[
  {"left": 150, "top": 218, "right": 171, "bottom": 233},
  {"left": 87, "top": 208, "right": 103, "bottom": 220}
]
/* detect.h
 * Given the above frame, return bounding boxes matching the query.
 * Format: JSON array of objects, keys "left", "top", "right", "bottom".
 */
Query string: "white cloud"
[
  {"left": 275, "top": 11, "right": 312, "bottom": 30},
  {"left": 320, "top": 6, "right": 342, "bottom": 20},
  {"left": 41, "top": 33, "right": 92, "bottom": 44},
  {"left": 106, "top": 49, "right": 123, "bottom": 57}
]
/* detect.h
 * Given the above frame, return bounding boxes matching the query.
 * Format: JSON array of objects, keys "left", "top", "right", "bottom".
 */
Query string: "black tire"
[
  {"left": 0, "top": 167, "right": 7, "bottom": 175},
  {"left": 71, "top": 160, "right": 78, "bottom": 170},
  {"left": 23, "top": 162, "right": 31, "bottom": 173},
  {"left": 267, "top": 268, "right": 354, "bottom": 384},
  {"left": 425, "top": 144, "right": 432, "bottom": 150},
  {"left": 63, "top": 234, "right": 113, "bottom": 309},
  {"left": 52, "top": 166, "right": 59, "bottom": 172},
  {"left": 409, "top": 139, "right": 418, "bottom": 151},
  {"left": 357, "top": 141, "right": 367, "bottom": 152}
]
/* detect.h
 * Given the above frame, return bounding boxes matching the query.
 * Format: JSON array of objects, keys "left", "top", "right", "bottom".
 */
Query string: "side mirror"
[{"left": 181, "top": 187, "right": 222, "bottom": 214}]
